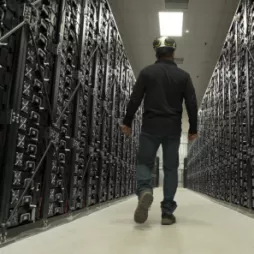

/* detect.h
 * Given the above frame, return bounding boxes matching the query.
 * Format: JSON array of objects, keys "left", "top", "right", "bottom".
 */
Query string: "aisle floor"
[{"left": 2, "top": 188, "right": 254, "bottom": 254}]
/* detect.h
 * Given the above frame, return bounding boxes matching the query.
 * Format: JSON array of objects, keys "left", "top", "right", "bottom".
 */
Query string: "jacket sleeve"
[
  {"left": 123, "top": 71, "right": 145, "bottom": 128},
  {"left": 184, "top": 74, "right": 198, "bottom": 134}
]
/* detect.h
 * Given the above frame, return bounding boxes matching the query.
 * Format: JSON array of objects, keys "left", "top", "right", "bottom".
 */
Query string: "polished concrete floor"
[{"left": 2, "top": 188, "right": 254, "bottom": 254}]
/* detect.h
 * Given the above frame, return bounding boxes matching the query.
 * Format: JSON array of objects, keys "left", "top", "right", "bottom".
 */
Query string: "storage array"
[
  {"left": 187, "top": 0, "right": 254, "bottom": 212},
  {"left": 0, "top": 0, "right": 141, "bottom": 241}
]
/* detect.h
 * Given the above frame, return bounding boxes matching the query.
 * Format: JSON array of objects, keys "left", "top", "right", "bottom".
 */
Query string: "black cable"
[
  {"left": 81, "top": 155, "right": 93, "bottom": 183},
  {"left": 0, "top": 21, "right": 26, "bottom": 43},
  {"left": 0, "top": 0, "right": 43, "bottom": 43},
  {"left": 30, "top": 0, "right": 41, "bottom": 6},
  {"left": 246, "top": 46, "right": 254, "bottom": 62}
]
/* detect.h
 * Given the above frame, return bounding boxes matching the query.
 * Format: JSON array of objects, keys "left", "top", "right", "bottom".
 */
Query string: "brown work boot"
[{"left": 134, "top": 191, "right": 153, "bottom": 224}]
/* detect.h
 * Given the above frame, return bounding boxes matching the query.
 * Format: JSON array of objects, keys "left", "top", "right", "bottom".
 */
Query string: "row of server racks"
[
  {"left": 187, "top": 0, "right": 254, "bottom": 213},
  {"left": 0, "top": 0, "right": 143, "bottom": 243}
]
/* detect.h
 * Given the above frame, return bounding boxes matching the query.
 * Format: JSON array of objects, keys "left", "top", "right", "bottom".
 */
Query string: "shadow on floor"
[
  {"left": 111, "top": 215, "right": 211, "bottom": 228},
  {"left": 175, "top": 216, "right": 211, "bottom": 227}
]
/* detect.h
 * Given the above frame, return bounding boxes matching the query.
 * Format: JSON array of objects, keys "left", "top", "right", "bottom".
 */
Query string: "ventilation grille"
[
  {"left": 165, "top": 0, "right": 189, "bottom": 9},
  {"left": 174, "top": 57, "right": 184, "bottom": 64}
]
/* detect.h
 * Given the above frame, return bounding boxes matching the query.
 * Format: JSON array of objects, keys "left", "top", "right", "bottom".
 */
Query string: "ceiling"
[{"left": 108, "top": 0, "right": 239, "bottom": 131}]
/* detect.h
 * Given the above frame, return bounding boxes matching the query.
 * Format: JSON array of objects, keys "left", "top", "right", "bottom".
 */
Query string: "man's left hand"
[
  {"left": 188, "top": 133, "right": 198, "bottom": 141},
  {"left": 120, "top": 125, "right": 132, "bottom": 137}
]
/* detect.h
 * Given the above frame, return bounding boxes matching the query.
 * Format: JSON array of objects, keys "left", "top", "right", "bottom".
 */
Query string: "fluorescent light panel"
[{"left": 159, "top": 12, "right": 183, "bottom": 37}]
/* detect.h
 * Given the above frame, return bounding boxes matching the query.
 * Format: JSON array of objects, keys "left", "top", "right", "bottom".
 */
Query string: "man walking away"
[{"left": 120, "top": 36, "right": 198, "bottom": 225}]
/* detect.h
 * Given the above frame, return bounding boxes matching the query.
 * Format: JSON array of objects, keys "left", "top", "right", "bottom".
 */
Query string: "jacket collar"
[{"left": 155, "top": 59, "right": 177, "bottom": 66}]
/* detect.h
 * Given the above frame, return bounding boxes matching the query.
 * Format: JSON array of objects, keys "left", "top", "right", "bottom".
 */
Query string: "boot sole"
[
  {"left": 161, "top": 218, "right": 176, "bottom": 225},
  {"left": 134, "top": 192, "right": 153, "bottom": 224}
]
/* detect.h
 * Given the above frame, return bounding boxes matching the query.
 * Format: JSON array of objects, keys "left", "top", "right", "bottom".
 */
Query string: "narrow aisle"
[{"left": 2, "top": 188, "right": 254, "bottom": 254}]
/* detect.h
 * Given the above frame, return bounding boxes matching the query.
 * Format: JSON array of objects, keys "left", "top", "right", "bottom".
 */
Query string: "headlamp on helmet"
[{"left": 153, "top": 36, "right": 177, "bottom": 51}]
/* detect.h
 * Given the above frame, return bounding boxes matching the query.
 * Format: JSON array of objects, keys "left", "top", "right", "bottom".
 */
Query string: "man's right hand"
[
  {"left": 120, "top": 124, "right": 132, "bottom": 137},
  {"left": 188, "top": 133, "right": 198, "bottom": 141}
]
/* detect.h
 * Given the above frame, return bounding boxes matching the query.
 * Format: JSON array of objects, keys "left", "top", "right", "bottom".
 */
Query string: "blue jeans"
[{"left": 136, "top": 132, "right": 180, "bottom": 214}]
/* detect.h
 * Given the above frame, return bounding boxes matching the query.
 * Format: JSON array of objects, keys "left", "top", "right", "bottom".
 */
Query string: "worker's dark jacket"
[{"left": 123, "top": 59, "right": 198, "bottom": 136}]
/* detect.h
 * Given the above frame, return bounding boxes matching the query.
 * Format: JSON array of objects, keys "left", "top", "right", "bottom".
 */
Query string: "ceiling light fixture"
[{"left": 159, "top": 12, "right": 183, "bottom": 37}]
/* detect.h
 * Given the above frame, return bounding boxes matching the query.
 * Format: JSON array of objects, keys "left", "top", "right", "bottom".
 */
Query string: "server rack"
[
  {"left": 187, "top": 0, "right": 254, "bottom": 213},
  {"left": 0, "top": 0, "right": 142, "bottom": 243}
]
